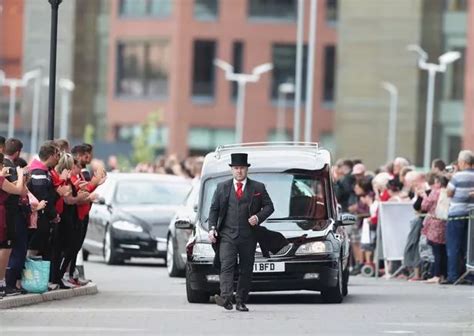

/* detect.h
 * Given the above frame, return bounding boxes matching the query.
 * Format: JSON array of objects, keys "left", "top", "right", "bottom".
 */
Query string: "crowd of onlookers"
[
  {"left": 0, "top": 136, "right": 107, "bottom": 298},
  {"left": 0, "top": 138, "right": 204, "bottom": 299},
  {"left": 107, "top": 154, "right": 204, "bottom": 179},
  {"left": 333, "top": 150, "right": 474, "bottom": 285}
]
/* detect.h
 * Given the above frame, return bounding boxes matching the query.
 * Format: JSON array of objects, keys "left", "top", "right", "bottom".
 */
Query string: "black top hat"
[{"left": 229, "top": 153, "right": 251, "bottom": 167}]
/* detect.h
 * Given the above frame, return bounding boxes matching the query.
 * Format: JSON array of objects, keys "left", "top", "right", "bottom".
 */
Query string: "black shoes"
[
  {"left": 0, "top": 286, "right": 22, "bottom": 297},
  {"left": 236, "top": 302, "right": 249, "bottom": 312},
  {"left": 214, "top": 295, "right": 233, "bottom": 310}
]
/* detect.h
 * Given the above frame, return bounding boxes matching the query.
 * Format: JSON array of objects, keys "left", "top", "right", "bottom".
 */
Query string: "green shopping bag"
[{"left": 21, "top": 258, "right": 50, "bottom": 294}]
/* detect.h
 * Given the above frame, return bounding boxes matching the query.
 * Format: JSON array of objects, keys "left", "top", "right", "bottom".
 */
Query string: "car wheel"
[
  {"left": 321, "top": 259, "right": 344, "bottom": 304},
  {"left": 185, "top": 266, "right": 209, "bottom": 303},
  {"left": 167, "top": 236, "right": 185, "bottom": 277},
  {"left": 104, "top": 225, "right": 123, "bottom": 265},
  {"left": 82, "top": 249, "right": 90, "bottom": 262},
  {"left": 342, "top": 265, "right": 349, "bottom": 297}
]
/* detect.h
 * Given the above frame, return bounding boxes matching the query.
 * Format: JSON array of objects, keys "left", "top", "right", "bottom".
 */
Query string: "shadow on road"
[
  {"left": 248, "top": 293, "right": 324, "bottom": 304},
  {"left": 86, "top": 257, "right": 166, "bottom": 268}
]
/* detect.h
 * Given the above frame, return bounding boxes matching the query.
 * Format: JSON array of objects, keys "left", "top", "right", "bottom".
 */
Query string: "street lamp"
[
  {"left": 214, "top": 59, "right": 273, "bottom": 143},
  {"left": 0, "top": 69, "right": 41, "bottom": 138},
  {"left": 58, "top": 78, "right": 75, "bottom": 139},
  {"left": 381, "top": 81, "right": 399, "bottom": 163},
  {"left": 407, "top": 44, "right": 461, "bottom": 170},
  {"left": 47, "top": 0, "right": 63, "bottom": 140},
  {"left": 293, "top": 0, "right": 304, "bottom": 142},
  {"left": 277, "top": 82, "right": 295, "bottom": 140},
  {"left": 304, "top": 0, "right": 318, "bottom": 142}
]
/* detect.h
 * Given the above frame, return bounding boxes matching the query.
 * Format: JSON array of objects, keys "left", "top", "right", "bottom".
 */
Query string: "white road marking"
[
  {"left": 382, "top": 332, "right": 415, "bottom": 335},
  {"left": 4, "top": 307, "right": 200, "bottom": 313},
  {"left": 1, "top": 327, "right": 147, "bottom": 333}
]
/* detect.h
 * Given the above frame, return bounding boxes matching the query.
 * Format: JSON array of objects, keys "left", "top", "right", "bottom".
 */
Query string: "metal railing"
[
  {"left": 454, "top": 209, "right": 474, "bottom": 285},
  {"left": 214, "top": 142, "right": 320, "bottom": 159}
]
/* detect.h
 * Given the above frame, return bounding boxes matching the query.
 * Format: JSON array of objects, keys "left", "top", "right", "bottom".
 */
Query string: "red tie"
[{"left": 236, "top": 182, "right": 243, "bottom": 200}]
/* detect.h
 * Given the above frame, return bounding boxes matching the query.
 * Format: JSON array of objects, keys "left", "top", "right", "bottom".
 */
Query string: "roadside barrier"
[
  {"left": 375, "top": 202, "right": 417, "bottom": 278},
  {"left": 454, "top": 209, "right": 474, "bottom": 285}
]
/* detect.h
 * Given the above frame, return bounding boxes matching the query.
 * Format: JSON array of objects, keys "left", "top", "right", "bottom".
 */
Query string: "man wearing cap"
[{"left": 208, "top": 153, "right": 274, "bottom": 312}]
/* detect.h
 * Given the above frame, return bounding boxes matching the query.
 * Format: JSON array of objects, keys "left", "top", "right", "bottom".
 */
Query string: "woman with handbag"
[{"left": 421, "top": 174, "right": 449, "bottom": 284}]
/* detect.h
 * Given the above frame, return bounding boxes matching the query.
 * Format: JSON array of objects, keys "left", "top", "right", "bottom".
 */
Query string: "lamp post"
[
  {"left": 277, "top": 82, "right": 295, "bottom": 140},
  {"left": 304, "top": 0, "right": 318, "bottom": 142},
  {"left": 214, "top": 59, "right": 273, "bottom": 143},
  {"left": 0, "top": 69, "right": 41, "bottom": 139},
  {"left": 293, "top": 0, "right": 304, "bottom": 142},
  {"left": 58, "top": 78, "right": 75, "bottom": 139},
  {"left": 381, "top": 81, "right": 399, "bottom": 163},
  {"left": 47, "top": 0, "right": 62, "bottom": 140},
  {"left": 30, "top": 68, "right": 43, "bottom": 154},
  {"left": 407, "top": 44, "right": 461, "bottom": 169}
]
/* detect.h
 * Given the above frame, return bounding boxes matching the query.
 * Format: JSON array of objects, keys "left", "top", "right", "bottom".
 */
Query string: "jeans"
[{"left": 445, "top": 218, "right": 468, "bottom": 282}]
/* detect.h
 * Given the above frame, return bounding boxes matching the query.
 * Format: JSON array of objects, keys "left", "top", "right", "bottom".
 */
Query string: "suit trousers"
[{"left": 219, "top": 234, "right": 257, "bottom": 303}]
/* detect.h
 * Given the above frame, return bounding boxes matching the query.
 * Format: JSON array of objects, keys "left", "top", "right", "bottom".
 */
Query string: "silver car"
[{"left": 166, "top": 180, "right": 200, "bottom": 277}]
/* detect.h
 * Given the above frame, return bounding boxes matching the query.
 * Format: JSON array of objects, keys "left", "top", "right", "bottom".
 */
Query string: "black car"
[
  {"left": 185, "top": 143, "right": 355, "bottom": 304},
  {"left": 83, "top": 173, "right": 191, "bottom": 265}
]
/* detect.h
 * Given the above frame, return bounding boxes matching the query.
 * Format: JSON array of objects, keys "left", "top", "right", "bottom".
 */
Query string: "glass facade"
[
  {"left": 192, "top": 40, "right": 217, "bottom": 99},
  {"left": 231, "top": 41, "right": 244, "bottom": 99},
  {"left": 326, "top": 0, "right": 338, "bottom": 23},
  {"left": 323, "top": 45, "right": 336, "bottom": 103},
  {"left": 116, "top": 40, "right": 170, "bottom": 98},
  {"left": 248, "top": 0, "right": 297, "bottom": 21},
  {"left": 119, "top": 0, "right": 172, "bottom": 18},
  {"left": 188, "top": 128, "right": 235, "bottom": 151},
  {"left": 271, "top": 44, "right": 307, "bottom": 100},
  {"left": 194, "top": 0, "right": 219, "bottom": 20}
]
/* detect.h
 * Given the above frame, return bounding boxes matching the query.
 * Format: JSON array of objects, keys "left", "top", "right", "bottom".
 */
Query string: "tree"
[
  {"left": 83, "top": 124, "right": 95, "bottom": 145},
  {"left": 132, "top": 111, "right": 161, "bottom": 164}
]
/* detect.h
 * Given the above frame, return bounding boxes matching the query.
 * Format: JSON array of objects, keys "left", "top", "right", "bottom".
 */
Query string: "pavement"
[
  {"left": 0, "top": 255, "right": 472, "bottom": 336},
  {"left": 0, "top": 282, "right": 98, "bottom": 310}
]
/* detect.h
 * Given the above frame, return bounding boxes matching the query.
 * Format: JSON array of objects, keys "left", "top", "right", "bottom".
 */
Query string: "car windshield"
[
  {"left": 114, "top": 180, "right": 191, "bottom": 206},
  {"left": 200, "top": 172, "right": 328, "bottom": 230}
]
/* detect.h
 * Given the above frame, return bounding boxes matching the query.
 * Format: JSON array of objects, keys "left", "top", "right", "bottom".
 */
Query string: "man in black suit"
[{"left": 208, "top": 153, "right": 274, "bottom": 312}]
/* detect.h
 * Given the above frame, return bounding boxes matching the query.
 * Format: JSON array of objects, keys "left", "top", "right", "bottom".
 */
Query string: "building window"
[
  {"left": 194, "top": 0, "right": 219, "bottom": 20},
  {"left": 119, "top": 0, "right": 172, "bottom": 18},
  {"left": 449, "top": 47, "right": 465, "bottom": 100},
  {"left": 248, "top": 0, "right": 297, "bottom": 21},
  {"left": 323, "top": 45, "right": 336, "bottom": 103},
  {"left": 326, "top": 0, "right": 338, "bottom": 24},
  {"left": 116, "top": 40, "right": 170, "bottom": 98},
  {"left": 117, "top": 124, "right": 168, "bottom": 146},
  {"left": 188, "top": 128, "right": 235, "bottom": 152},
  {"left": 192, "top": 40, "right": 217, "bottom": 99},
  {"left": 444, "top": 0, "right": 467, "bottom": 11},
  {"left": 271, "top": 44, "right": 307, "bottom": 100},
  {"left": 231, "top": 41, "right": 244, "bottom": 99}
]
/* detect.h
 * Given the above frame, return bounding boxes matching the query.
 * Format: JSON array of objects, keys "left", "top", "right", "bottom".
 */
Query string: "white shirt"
[{"left": 233, "top": 178, "right": 247, "bottom": 192}]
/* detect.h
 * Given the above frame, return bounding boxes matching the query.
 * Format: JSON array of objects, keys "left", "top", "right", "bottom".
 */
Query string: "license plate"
[{"left": 253, "top": 262, "right": 285, "bottom": 273}]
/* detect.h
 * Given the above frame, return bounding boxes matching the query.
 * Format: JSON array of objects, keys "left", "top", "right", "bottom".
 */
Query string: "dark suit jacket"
[
  {"left": 209, "top": 178, "right": 274, "bottom": 233},
  {"left": 209, "top": 178, "right": 275, "bottom": 268}
]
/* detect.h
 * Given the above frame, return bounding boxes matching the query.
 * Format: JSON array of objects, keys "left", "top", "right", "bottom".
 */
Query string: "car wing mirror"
[
  {"left": 175, "top": 217, "right": 194, "bottom": 230},
  {"left": 94, "top": 196, "right": 106, "bottom": 205},
  {"left": 336, "top": 213, "right": 357, "bottom": 226}
]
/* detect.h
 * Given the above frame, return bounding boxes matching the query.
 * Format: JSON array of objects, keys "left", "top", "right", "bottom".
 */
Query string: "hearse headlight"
[
  {"left": 295, "top": 241, "right": 333, "bottom": 255},
  {"left": 192, "top": 243, "right": 215, "bottom": 258}
]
